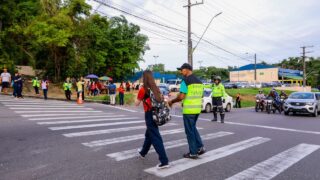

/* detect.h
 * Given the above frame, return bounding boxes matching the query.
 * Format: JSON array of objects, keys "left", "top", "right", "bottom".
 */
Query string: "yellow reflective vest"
[
  {"left": 183, "top": 84, "right": 204, "bottom": 114},
  {"left": 212, "top": 83, "right": 226, "bottom": 98}
]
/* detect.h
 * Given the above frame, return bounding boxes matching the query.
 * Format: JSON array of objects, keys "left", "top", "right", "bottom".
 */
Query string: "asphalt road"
[{"left": 1, "top": 95, "right": 320, "bottom": 180}]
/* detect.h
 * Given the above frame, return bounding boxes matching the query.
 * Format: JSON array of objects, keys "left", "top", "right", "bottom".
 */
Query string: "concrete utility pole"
[
  {"left": 198, "top": 60, "right": 203, "bottom": 69},
  {"left": 254, "top": 53, "right": 257, "bottom": 82},
  {"left": 184, "top": 0, "right": 204, "bottom": 67},
  {"left": 301, "top": 46, "right": 313, "bottom": 89}
]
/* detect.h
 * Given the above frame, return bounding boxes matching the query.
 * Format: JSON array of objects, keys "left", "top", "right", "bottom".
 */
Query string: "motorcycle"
[
  {"left": 265, "top": 98, "right": 273, "bottom": 114},
  {"left": 255, "top": 98, "right": 265, "bottom": 112}
]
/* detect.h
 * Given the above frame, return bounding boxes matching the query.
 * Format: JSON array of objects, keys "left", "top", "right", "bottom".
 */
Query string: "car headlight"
[{"left": 306, "top": 102, "right": 314, "bottom": 106}]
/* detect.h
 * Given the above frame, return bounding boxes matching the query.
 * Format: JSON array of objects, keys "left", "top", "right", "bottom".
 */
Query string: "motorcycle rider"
[
  {"left": 256, "top": 90, "right": 265, "bottom": 100},
  {"left": 267, "top": 88, "right": 281, "bottom": 112},
  {"left": 280, "top": 90, "right": 288, "bottom": 100},
  {"left": 211, "top": 76, "right": 227, "bottom": 123}
]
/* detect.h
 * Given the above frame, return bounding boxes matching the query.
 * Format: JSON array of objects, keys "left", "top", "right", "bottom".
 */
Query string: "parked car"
[
  {"left": 235, "top": 82, "right": 249, "bottom": 88},
  {"left": 249, "top": 83, "right": 262, "bottom": 88},
  {"left": 158, "top": 83, "right": 170, "bottom": 96},
  {"left": 224, "top": 82, "right": 237, "bottom": 89},
  {"left": 202, "top": 89, "right": 233, "bottom": 113},
  {"left": 283, "top": 92, "right": 320, "bottom": 117},
  {"left": 166, "top": 79, "right": 181, "bottom": 92}
]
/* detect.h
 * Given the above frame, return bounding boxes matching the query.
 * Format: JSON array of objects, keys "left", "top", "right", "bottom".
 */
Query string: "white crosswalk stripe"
[
  {"left": 63, "top": 123, "right": 177, "bottom": 137},
  {"left": 144, "top": 137, "right": 270, "bottom": 178},
  {"left": 22, "top": 113, "right": 112, "bottom": 117},
  {"left": 107, "top": 131, "right": 234, "bottom": 161},
  {"left": 37, "top": 117, "right": 139, "bottom": 125},
  {"left": 82, "top": 128, "right": 193, "bottom": 147},
  {"left": 49, "top": 121, "right": 144, "bottom": 130},
  {"left": 15, "top": 110, "right": 103, "bottom": 113},
  {"left": 226, "top": 143, "right": 320, "bottom": 180},
  {"left": 10, "top": 107, "right": 93, "bottom": 110},
  {"left": 28, "top": 115, "right": 117, "bottom": 121}
]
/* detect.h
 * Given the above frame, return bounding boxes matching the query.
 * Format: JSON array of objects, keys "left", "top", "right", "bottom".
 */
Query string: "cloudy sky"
[{"left": 88, "top": 0, "right": 320, "bottom": 70}]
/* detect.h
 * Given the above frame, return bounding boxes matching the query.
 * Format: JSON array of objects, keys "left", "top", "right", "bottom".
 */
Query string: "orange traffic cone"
[{"left": 77, "top": 93, "right": 83, "bottom": 104}]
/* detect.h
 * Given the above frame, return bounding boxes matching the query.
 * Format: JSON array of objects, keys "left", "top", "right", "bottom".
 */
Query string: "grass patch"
[
  {"left": 226, "top": 88, "right": 295, "bottom": 108},
  {"left": 87, "top": 93, "right": 136, "bottom": 105}
]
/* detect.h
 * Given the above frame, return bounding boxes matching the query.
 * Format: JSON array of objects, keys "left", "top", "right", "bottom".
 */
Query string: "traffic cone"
[{"left": 77, "top": 93, "right": 83, "bottom": 104}]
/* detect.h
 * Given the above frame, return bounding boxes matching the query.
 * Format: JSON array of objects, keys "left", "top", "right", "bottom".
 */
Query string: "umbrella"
[
  {"left": 85, "top": 74, "right": 99, "bottom": 79},
  {"left": 99, "top": 76, "right": 112, "bottom": 81}
]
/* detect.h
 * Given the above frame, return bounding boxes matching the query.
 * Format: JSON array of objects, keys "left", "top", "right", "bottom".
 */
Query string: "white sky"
[{"left": 88, "top": 0, "right": 320, "bottom": 70}]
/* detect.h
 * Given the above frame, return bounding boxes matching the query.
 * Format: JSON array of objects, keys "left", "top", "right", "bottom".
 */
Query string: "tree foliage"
[{"left": 0, "top": 0, "right": 148, "bottom": 81}]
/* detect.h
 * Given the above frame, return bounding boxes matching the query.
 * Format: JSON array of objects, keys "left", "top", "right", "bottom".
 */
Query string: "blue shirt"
[{"left": 108, "top": 84, "right": 116, "bottom": 95}]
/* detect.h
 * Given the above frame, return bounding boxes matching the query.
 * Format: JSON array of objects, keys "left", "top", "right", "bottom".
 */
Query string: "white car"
[
  {"left": 166, "top": 79, "right": 182, "bottom": 92},
  {"left": 202, "top": 88, "right": 233, "bottom": 113}
]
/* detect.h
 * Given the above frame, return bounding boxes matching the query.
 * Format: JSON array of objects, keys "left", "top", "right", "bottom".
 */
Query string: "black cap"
[{"left": 177, "top": 63, "right": 193, "bottom": 71}]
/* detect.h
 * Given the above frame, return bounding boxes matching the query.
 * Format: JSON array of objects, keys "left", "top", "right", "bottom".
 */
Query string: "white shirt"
[
  {"left": 1, "top": 72, "right": 11, "bottom": 82},
  {"left": 41, "top": 81, "right": 48, "bottom": 90}
]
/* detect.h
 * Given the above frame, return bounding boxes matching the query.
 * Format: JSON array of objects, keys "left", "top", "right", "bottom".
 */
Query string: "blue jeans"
[
  {"left": 43, "top": 89, "right": 48, "bottom": 99},
  {"left": 140, "top": 111, "right": 169, "bottom": 165},
  {"left": 183, "top": 114, "right": 204, "bottom": 155}
]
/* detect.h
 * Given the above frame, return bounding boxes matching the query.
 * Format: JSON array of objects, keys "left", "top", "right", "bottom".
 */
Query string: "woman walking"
[
  {"left": 118, "top": 84, "right": 125, "bottom": 106},
  {"left": 41, "top": 77, "right": 49, "bottom": 100},
  {"left": 135, "top": 70, "right": 169, "bottom": 169}
]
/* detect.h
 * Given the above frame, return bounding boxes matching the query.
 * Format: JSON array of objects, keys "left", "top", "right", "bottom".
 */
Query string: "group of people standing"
[{"left": 31, "top": 76, "right": 49, "bottom": 99}]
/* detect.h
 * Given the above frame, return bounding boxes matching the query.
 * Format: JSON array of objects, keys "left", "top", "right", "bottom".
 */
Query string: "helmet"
[
  {"left": 259, "top": 89, "right": 263, "bottom": 93},
  {"left": 272, "top": 88, "right": 276, "bottom": 91},
  {"left": 213, "top": 76, "right": 221, "bottom": 81}
]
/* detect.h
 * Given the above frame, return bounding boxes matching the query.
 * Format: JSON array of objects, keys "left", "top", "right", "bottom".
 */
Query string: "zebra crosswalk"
[{"left": 1, "top": 97, "right": 319, "bottom": 179}]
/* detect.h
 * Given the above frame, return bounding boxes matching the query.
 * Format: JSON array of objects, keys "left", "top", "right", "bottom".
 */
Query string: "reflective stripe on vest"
[{"left": 183, "top": 84, "right": 204, "bottom": 114}]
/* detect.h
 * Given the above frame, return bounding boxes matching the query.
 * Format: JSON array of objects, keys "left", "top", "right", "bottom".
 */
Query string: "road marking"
[
  {"left": 226, "top": 143, "right": 320, "bottom": 180},
  {"left": 5, "top": 105, "right": 82, "bottom": 107},
  {"left": 144, "top": 137, "right": 270, "bottom": 178},
  {"left": 29, "top": 115, "right": 118, "bottom": 121},
  {"left": 49, "top": 121, "right": 144, "bottom": 130},
  {"left": 15, "top": 111, "right": 103, "bottom": 113},
  {"left": 82, "top": 128, "right": 190, "bottom": 147},
  {"left": 22, "top": 113, "right": 112, "bottom": 117},
  {"left": 10, "top": 107, "right": 92, "bottom": 110},
  {"left": 196, "top": 117, "right": 320, "bottom": 136},
  {"left": 106, "top": 105, "right": 137, "bottom": 113},
  {"left": 107, "top": 131, "right": 234, "bottom": 161},
  {"left": 63, "top": 123, "right": 176, "bottom": 137},
  {"left": 37, "top": 117, "right": 138, "bottom": 125}
]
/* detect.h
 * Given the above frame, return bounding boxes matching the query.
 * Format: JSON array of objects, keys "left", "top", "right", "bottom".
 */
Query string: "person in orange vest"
[{"left": 118, "top": 84, "right": 125, "bottom": 106}]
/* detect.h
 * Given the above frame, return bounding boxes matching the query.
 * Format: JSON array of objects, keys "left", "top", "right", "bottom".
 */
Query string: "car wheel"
[
  {"left": 205, "top": 103, "right": 212, "bottom": 113},
  {"left": 313, "top": 107, "right": 318, "bottom": 117},
  {"left": 225, "top": 103, "right": 231, "bottom": 112}
]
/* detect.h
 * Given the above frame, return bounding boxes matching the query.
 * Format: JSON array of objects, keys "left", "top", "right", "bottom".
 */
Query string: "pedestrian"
[
  {"left": 41, "top": 77, "right": 49, "bottom": 100},
  {"left": 168, "top": 63, "right": 205, "bottom": 159},
  {"left": 126, "top": 82, "right": 131, "bottom": 92},
  {"left": 12, "top": 72, "right": 19, "bottom": 98},
  {"left": 76, "top": 77, "right": 85, "bottom": 100},
  {"left": 15, "top": 73, "right": 23, "bottom": 98},
  {"left": 90, "top": 81, "right": 98, "bottom": 96},
  {"left": 0, "top": 68, "right": 11, "bottom": 94},
  {"left": 63, "top": 78, "right": 72, "bottom": 100},
  {"left": 235, "top": 93, "right": 241, "bottom": 108},
  {"left": 211, "top": 76, "right": 227, "bottom": 123},
  {"left": 135, "top": 70, "right": 170, "bottom": 169},
  {"left": 118, "top": 84, "right": 125, "bottom": 106},
  {"left": 108, "top": 81, "right": 116, "bottom": 105},
  {"left": 32, "top": 76, "right": 40, "bottom": 95}
]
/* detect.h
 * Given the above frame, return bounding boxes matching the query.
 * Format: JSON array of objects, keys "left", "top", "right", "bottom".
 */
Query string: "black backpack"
[{"left": 144, "top": 88, "right": 171, "bottom": 126}]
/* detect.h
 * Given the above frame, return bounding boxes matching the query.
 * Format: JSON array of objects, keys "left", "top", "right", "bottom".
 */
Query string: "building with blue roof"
[{"left": 230, "top": 64, "right": 303, "bottom": 84}]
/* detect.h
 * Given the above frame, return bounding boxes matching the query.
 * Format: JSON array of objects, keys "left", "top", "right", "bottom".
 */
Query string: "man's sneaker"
[
  {"left": 211, "top": 119, "right": 217, "bottom": 122},
  {"left": 197, "top": 147, "right": 206, "bottom": 156},
  {"left": 156, "top": 163, "right": 170, "bottom": 170},
  {"left": 183, "top": 153, "right": 198, "bottom": 159},
  {"left": 137, "top": 149, "right": 145, "bottom": 159}
]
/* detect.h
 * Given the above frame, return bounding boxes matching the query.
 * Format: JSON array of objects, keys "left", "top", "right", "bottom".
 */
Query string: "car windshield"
[
  {"left": 289, "top": 93, "right": 314, "bottom": 99},
  {"left": 203, "top": 90, "right": 211, "bottom": 97}
]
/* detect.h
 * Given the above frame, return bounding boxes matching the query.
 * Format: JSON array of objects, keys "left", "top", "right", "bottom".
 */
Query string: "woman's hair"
[{"left": 143, "top": 70, "right": 162, "bottom": 102}]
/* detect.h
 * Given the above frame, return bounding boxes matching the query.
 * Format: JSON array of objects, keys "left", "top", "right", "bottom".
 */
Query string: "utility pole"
[
  {"left": 184, "top": 0, "right": 204, "bottom": 67},
  {"left": 198, "top": 60, "right": 203, "bottom": 69},
  {"left": 301, "top": 46, "right": 313, "bottom": 89},
  {"left": 153, "top": 55, "right": 159, "bottom": 65},
  {"left": 254, "top": 53, "right": 257, "bottom": 83}
]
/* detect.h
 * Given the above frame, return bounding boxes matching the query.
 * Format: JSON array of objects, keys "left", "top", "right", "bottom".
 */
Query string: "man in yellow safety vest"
[
  {"left": 211, "top": 76, "right": 227, "bottom": 123},
  {"left": 32, "top": 77, "right": 40, "bottom": 95},
  {"left": 169, "top": 63, "right": 205, "bottom": 159}
]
